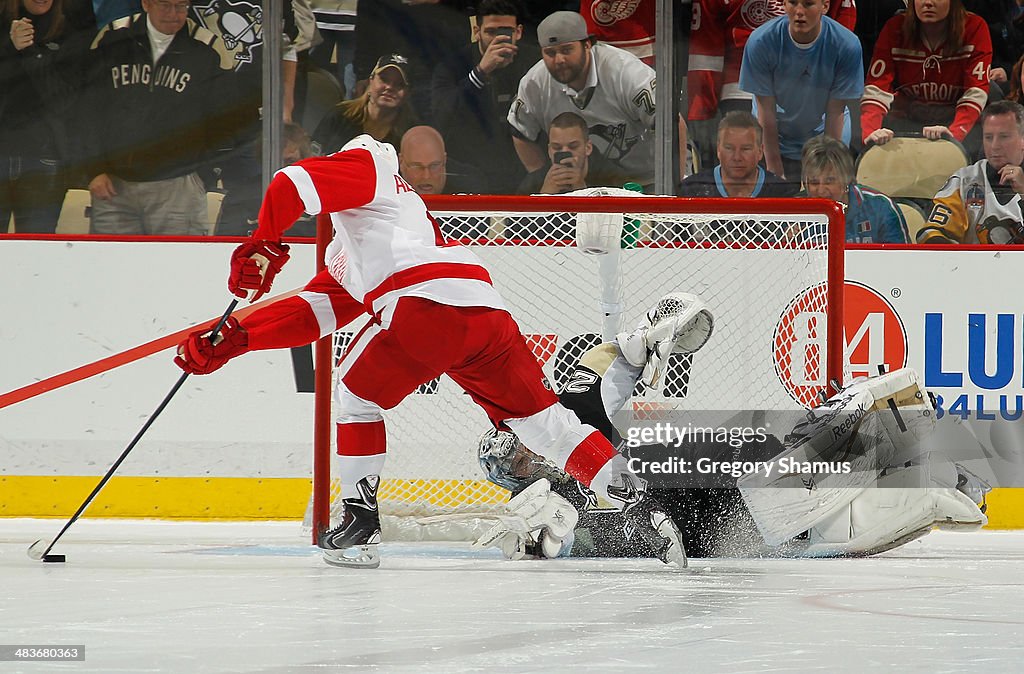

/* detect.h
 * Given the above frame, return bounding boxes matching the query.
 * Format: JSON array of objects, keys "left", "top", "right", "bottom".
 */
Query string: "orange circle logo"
[{"left": 774, "top": 281, "right": 908, "bottom": 407}]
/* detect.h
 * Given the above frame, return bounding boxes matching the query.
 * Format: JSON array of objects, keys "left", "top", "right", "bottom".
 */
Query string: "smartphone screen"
[{"left": 553, "top": 151, "right": 572, "bottom": 165}]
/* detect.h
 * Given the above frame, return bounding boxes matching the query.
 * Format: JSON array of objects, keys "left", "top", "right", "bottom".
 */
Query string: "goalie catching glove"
[
  {"left": 175, "top": 316, "right": 249, "bottom": 375},
  {"left": 616, "top": 292, "right": 714, "bottom": 388},
  {"left": 228, "top": 240, "right": 290, "bottom": 302}
]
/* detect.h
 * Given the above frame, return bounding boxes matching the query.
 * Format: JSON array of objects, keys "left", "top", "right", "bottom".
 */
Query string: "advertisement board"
[{"left": 1, "top": 241, "right": 1020, "bottom": 526}]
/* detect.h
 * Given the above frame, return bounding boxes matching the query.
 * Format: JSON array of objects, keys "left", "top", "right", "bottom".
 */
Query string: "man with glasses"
[
  {"left": 398, "top": 126, "right": 487, "bottom": 195},
  {"left": 81, "top": 0, "right": 232, "bottom": 235}
]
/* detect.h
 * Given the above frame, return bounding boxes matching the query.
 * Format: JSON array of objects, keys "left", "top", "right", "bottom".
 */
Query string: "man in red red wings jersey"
[
  {"left": 687, "top": 0, "right": 856, "bottom": 121},
  {"left": 580, "top": 0, "right": 656, "bottom": 65},
  {"left": 174, "top": 134, "right": 686, "bottom": 569}
]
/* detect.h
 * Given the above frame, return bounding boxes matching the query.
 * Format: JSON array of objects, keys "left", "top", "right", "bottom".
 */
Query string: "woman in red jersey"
[{"left": 861, "top": 0, "right": 992, "bottom": 153}]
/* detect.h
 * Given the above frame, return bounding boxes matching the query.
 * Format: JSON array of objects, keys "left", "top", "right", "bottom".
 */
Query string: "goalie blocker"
[{"left": 474, "top": 294, "right": 988, "bottom": 559}]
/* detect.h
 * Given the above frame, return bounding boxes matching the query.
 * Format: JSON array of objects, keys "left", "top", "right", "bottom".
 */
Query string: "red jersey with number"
[
  {"left": 252, "top": 135, "right": 504, "bottom": 317},
  {"left": 686, "top": 0, "right": 856, "bottom": 120},
  {"left": 581, "top": 0, "right": 656, "bottom": 65},
  {"left": 861, "top": 12, "right": 991, "bottom": 142}
]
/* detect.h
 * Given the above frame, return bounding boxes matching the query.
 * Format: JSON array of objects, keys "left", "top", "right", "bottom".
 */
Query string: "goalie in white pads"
[{"left": 475, "top": 293, "right": 989, "bottom": 560}]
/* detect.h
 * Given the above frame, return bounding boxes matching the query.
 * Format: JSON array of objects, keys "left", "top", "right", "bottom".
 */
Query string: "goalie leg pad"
[
  {"left": 785, "top": 463, "right": 987, "bottom": 558},
  {"left": 740, "top": 367, "right": 935, "bottom": 546}
]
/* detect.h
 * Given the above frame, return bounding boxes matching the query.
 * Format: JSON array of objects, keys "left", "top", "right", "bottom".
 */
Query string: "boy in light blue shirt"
[{"left": 739, "top": 0, "right": 863, "bottom": 186}]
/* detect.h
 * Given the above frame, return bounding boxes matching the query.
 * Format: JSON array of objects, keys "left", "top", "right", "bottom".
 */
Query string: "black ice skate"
[
  {"left": 608, "top": 475, "right": 688, "bottom": 569},
  {"left": 318, "top": 476, "right": 382, "bottom": 569}
]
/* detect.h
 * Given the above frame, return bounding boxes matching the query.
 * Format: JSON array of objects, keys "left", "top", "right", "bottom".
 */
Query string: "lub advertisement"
[
  {"left": 844, "top": 250, "right": 1023, "bottom": 421},
  {"left": 841, "top": 250, "right": 1024, "bottom": 495}
]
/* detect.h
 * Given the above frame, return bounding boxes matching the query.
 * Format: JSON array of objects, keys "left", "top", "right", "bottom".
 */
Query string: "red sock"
[{"left": 563, "top": 430, "right": 618, "bottom": 487}]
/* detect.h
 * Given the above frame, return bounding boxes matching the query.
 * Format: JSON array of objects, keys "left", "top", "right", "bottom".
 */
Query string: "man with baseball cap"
[{"left": 507, "top": 10, "right": 656, "bottom": 187}]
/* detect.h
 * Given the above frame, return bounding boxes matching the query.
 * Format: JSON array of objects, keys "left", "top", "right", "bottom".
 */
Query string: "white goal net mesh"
[{"left": 308, "top": 196, "right": 843, "bottom": 539}]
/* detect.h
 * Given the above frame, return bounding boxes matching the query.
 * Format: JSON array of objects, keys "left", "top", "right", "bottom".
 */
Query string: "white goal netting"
[{"left": 308, "top": 195, "right": 844, "bottom": 539}]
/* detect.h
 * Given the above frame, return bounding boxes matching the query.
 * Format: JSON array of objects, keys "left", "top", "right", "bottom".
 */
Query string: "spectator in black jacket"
[
  {"left": 352, "top": 0, "right": 468, "bottom": 124},
  {"left": 187, "top": 1, "right": 301, "bottom": 236},
  {"left": 1, "top": 0, "right": 91, "bottom": 232},
  {"left": 963, "top": 0, "right": 1024, "bottom": 95},
  {"left": 517, "top": 111, "right": 630, "bottom": 194},
  {"left": 431, "top": 0, "right": 538, "bottom": 194},
  {"left": 82, "top": 1, "right": 232, "bottom": 235}
]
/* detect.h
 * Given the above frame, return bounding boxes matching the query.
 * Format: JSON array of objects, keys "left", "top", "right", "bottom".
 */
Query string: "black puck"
[{"left": 42, "top": 554, "right": 66, "bottom": 563}]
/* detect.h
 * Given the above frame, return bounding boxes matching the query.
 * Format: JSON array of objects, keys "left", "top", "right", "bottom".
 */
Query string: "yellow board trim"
[
  {"left": 1, "top": 476, "right": 313, "bottom": 520},
  {"left": 1, "top": 476, "right": 1021, "bottom": 528},
  {"left": 983, "top": 489, "right": 1024, "bottom": 529},
  {"left": 0, "top": 476, "right": 508, "bottom": 520}
]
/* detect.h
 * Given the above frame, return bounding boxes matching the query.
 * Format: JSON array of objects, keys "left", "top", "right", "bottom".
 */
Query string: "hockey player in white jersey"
[
  {"left": 175, "top": 134, "right": 687, "bottom": 569},
  {"left": 475, "top": 293, "right": 989, "bottom": 560}
]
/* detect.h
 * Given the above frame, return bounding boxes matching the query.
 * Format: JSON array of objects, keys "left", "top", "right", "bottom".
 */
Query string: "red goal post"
[{"left": 309, "top": 195, "right": 846, "bottom": 541}]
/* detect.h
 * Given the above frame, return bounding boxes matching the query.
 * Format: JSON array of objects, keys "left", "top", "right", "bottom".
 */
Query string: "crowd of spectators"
[{"left": 2, "top": 0, "right": 1023, "bottom": 245}]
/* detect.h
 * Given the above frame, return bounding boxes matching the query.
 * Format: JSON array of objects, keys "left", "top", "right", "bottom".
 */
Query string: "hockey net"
[{"left": 307, "top": 195, "right": 845, "bottom": 541}]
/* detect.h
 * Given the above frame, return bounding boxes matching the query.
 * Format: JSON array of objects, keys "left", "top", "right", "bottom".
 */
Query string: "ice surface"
[{"left": 1, "top": 519, "right": 1022, "bottom": 673}]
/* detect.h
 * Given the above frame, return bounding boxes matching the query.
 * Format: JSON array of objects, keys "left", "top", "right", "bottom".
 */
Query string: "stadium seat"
[
  {"left": 206, "top": 191, "right": 225, "bottom": 233},
  {"left": 56, "top": 189, "right": 92, "bottom": 235},
  {"left": 300, "top": 66, "right": 344, "bottom": 134},
  {"left": 855, "top": 135, "right": 970, "bottom": 202},
  {"left": 894, "top": 198, "right": 928, "bottom": 243}
]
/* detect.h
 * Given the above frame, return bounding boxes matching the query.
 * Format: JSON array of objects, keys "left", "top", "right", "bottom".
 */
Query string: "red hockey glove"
[
  {"left": 174, "top": 316, "right": 249, "bottom": 375},
  {"left": 228, "top": 240, "right": 290, "bottom": 302}
]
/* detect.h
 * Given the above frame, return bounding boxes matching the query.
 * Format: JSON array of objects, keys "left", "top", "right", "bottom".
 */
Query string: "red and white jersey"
[
  {"left": 252, "top": 135, "right": 505, "bottom": 319},
  {"left": 861, "top": 12, "right": 991, "bottom": 142},
  {"left": 581, "top": 0, "right": 655, "bottom": 65},
  {"left": 686, "top": 0, "right": 856, "bottom": 120}
]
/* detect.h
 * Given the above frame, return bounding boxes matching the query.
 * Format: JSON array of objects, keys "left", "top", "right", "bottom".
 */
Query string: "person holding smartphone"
[
  {"left": 517, "top": 111, "right": 631, "bottom": 194},
  {"left": 431, "top": 0, "right": 539, "bottom": 194}
]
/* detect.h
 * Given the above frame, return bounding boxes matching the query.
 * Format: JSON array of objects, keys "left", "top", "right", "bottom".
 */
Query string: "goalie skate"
[
  {"left": 318, "top": 476, "right": 382, "bottom": 569},
  {"left": 608, "top": 475, "right": 688, "bottom": 569}
]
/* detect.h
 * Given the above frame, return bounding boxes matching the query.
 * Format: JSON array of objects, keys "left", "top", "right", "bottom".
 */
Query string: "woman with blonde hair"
[
  {"left": 861, "top": 0, "right": 992, "bottom": 153},
  {"left": 800, "top": 134, "right": 909, "bottom": 244},
  {"left": 313, "top": 54, "right": 418, "bottom": 154}
]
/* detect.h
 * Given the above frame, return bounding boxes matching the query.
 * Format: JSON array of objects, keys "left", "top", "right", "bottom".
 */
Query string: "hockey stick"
[{"left": 27, "top": 299, "right": 240, "bottom": 563}]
